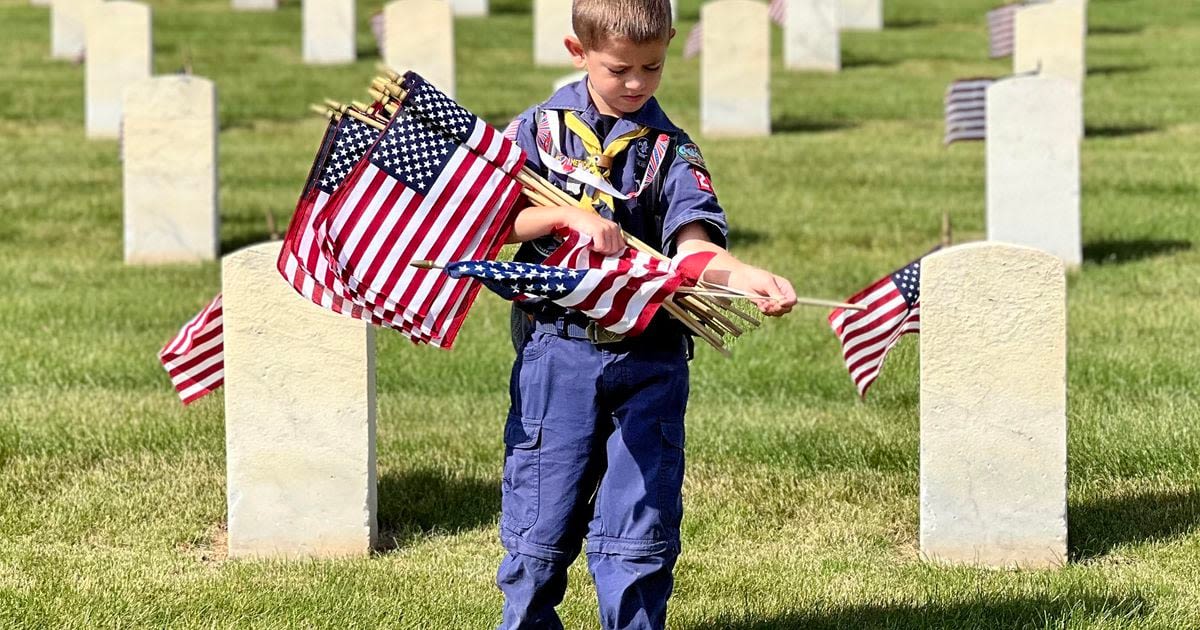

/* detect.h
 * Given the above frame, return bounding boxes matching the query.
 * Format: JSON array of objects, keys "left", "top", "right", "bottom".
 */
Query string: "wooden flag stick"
[
  {"left": 683, "top": 283, "right": 866, "bottom": 311},
  {"left": 941, "top": 211, "right": 953, "bottom": 247}
]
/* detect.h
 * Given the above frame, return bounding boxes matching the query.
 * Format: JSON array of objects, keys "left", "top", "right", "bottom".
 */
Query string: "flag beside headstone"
[
  {"left": 987, "top": 3, "right": 1018, "bottom": 58},
  {"left": 159, "top": 294, "right": 224, "bottom": 405},
  {"left": 828, "top": 250, "right": 932, "bottom": 398},
  {"left": 943, "top": 77, "right": 994, "bottom": 145}
]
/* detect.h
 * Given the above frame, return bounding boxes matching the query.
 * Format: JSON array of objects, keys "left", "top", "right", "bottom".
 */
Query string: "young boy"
[{"left": 498, "top": 1, "right": 797, "bottom": 627}]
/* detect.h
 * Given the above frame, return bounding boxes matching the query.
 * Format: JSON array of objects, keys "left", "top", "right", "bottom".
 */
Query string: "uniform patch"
[
  {"left": 502, "top": 118, "right": 522, "bottom": 141},
  {"left": 691, "top": 167, "right": 714, "bottom": 194},
  {"left": 677, "top": 143, "right": 707, "bottom": 170}
]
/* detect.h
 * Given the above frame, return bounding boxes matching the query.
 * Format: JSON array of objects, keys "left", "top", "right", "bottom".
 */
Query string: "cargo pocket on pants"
[
  {"left": 501, "top": 412, "right": 542, "bottom": 532},
  {"left": 658, "top": 420, "right": 686, "bottom": 536}
]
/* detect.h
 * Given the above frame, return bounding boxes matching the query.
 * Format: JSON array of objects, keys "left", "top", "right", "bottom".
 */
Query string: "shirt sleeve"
[
  {"left": 506, "top": 106, "right": 547, "bottom": 177},
  {"left": 660, "top": 133, "right": 728, "bottom": 256}
]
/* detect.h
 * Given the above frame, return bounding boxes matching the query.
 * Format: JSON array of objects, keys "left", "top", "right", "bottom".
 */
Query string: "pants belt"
[{"left": 531, "top": 313, "right": 690, "bottom": 356}]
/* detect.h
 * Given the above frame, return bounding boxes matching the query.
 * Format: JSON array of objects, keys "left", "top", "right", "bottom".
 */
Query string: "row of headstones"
[
  {"left": 218, "top": 238, "right": 1066, "bottom": 567},
  {"left": 39, "top": 0, "right": 218, "bottom": 263},
  {"left": 48, "top": 0, "right": 881, "bottom": 144},
  {"left": 989, "top": 0, "right": 1087, "bottom": 268}
]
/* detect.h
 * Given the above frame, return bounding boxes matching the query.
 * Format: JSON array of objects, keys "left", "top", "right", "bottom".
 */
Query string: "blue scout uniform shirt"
[{"left": 508, "top": 78, "right": 729, "bottom": 264}]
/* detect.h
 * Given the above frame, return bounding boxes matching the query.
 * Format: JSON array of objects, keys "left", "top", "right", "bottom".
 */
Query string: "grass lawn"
[{"left": 2, "top": 0, "right": 1199, "bottom": 627}]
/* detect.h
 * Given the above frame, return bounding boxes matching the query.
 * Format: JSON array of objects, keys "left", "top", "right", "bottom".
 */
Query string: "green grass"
[{"left": 2, "top": 0, "right": 1199, "bottom": 627}]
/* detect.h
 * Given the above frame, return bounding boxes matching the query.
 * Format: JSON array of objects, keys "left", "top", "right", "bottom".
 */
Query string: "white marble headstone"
[
  {"left": 385, "top": 0, "right": 455, "bottom": 98},
  {"left": 122, "top": 76, "right": 218, "bottom": 265},
  {"left": 85, "top": 1, "right": 152, "bottom": 139},
  {"left": 450, "top": 0, "right": 487, "bottom": 17},
  {"left": 986, "top": 75, "right": 1082, "bottom": 267},
  {"left": 785, "top": 0, "right": 840, "bottom": 72},
  {"left": 701, "top": 0, "right": 770, "bottom": 137},
  {"left": 533, "top": 0, "right": 574, "bottom": 66},
  {"left": 303, "top": 0, "right": 356, "bottom": 64},
  {"left": 223, "top": 242, "right": 378, "bottom": 559},
  {"left": 838, "top": 0, "right": 881, "bottom": 31},
  {"left": 51, "top": 0, "right": 101, "bottom": 59},
  {"left": 232, "top": 0, "right": 277, "bottom": 10},
  {"left": 920, "top": 242, "right": 1067, "bottom": 569},
  {"left": 1014, "top": 0, "right": 1087, "bottom": 86}
]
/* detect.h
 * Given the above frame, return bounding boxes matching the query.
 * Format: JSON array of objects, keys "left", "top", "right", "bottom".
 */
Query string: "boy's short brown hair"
[{"left": 572, "top": 0, "right": 673, "bottom": 49}]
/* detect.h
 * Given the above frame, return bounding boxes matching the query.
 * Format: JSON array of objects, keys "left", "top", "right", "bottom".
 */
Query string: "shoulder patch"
[
  {"left": 502, "top": 118, "right": 522, "bottom": 141},
  {"left": 677, "top": 143, "right": 707, "bottom": 170}
]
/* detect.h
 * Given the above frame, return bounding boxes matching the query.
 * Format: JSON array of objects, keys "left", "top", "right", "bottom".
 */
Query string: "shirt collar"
[{"left": 543, "top": 77, "right": 682, "bottom": 135}]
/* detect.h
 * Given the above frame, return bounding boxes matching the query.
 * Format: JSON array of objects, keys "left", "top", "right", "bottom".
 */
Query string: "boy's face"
[{"left": 565, "top": 33, "right": 674, "bottom": 117}]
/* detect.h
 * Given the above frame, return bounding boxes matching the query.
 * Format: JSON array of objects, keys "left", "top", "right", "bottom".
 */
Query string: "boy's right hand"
[{"left": 557, "top": 207, "right": 627, "bottom": 256}]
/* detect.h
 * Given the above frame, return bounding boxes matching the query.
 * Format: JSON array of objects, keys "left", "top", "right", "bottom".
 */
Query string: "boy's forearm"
[
  {"left": 506, "top": 206, "right": 572, "bottom": 244},
  {"left": 674, "top": 229, "right": 750, "bottom": 288}
]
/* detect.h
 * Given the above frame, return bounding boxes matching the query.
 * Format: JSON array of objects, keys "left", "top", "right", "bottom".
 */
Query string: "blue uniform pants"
[{"left": 497, "top": 324, "right": 690, "bottom": 630}]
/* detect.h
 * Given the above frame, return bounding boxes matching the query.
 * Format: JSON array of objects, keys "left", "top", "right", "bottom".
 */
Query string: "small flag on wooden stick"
[
  {"left": 829, "top": 249, "right": 937, "bottom": 398},
  {"left": 987, "top": 3, "right": 1019, "bottom": 58},
  {"left": 943, "top": 77, "right": 995, "bottom": 145},
  {"left": 159, "top": 294, "right": 224, "bottom": 405}
]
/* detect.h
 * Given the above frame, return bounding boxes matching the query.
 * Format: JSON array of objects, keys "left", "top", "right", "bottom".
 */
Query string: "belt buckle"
[{"left": 586, "top": 321, "right": 624, "bottom": 345}]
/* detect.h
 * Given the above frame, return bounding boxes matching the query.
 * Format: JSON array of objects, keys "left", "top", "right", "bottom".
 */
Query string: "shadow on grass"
[
  {"left": 771, "top": 116, "right": 857, "bottom": 135},
  {"left": 842, "top": 56, "right": 901, "bottom": 69},
  {"left": 1088, "top": 64, "right": 1150, "bottom": 77},
  {"left": 1085, "top": 124, "right": 1159, "bottom": 138},
  {"left": 885, "top": 19, "right": 935, "bottom": 29},
  {"left": 690, "top": 594, "right": 1150, "bottom": 629},
  {"left": 1070, "top": 487, "right": 1200, "bottom": 561},
  {"left": 1082, "top": 239, "right": 1191, "bottom": 265},
  {"left": 1089, "top": 24, "right": 1145, "bottom": 35},
  {"left": 375, "top": 468, "right": 499, "bottom": 553}
]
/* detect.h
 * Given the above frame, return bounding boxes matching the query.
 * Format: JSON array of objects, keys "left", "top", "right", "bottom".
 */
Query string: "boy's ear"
[
  {"left": 669, "top": 27, "right": 676, "bottom": 42},
  {"left": 564, "top": 35, "right": 587, "bottom": 70}
]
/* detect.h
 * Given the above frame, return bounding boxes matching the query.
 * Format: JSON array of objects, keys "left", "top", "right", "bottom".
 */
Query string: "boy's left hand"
[{"left": 737, "top": 266, "right": 797, "bottom": 317}]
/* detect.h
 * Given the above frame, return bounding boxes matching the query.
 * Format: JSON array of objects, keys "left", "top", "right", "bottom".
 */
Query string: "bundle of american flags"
[
  {"left": 943, "top": 77, "right": 994, "bottom": 145},
  {"left": 828, "top": 249, "right": 936, "bottom": 398},
  {"left": 158, "top": 69, "right": 758, "bottom": 404},
  {"left": 684, "top": 0, "right": 785, "bottom": 59},
  {"left": 440, "top": 229, "right": 718, "bottom": 337}
]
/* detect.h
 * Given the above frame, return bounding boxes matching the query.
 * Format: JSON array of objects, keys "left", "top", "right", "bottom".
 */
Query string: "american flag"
[
  {"left": 828, "top": 251, "right": 934, "bottom": 398},
  {"left": 278, "top": 115, "right": 383, "bottom": 322},
  {"left": 446, "top": 229, "right": 715, "bottom": 337},
  {"left": 767, "top": 0, "right": 786, "bottom": 26},
  {"left": 943, "top": 78, "right": 994, "bottom": 145},
  {"left": 684, "top": 0, "right": 784, "bottom": 59},
  {"left": 313, "top": 72, "right": 527, "bottom": 348},
  {"left": 987, "top": 3, "right": 1018, "bottom": 58},
  {"left": 159, "top": 294, "right": 224, "bottom": 405}
]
